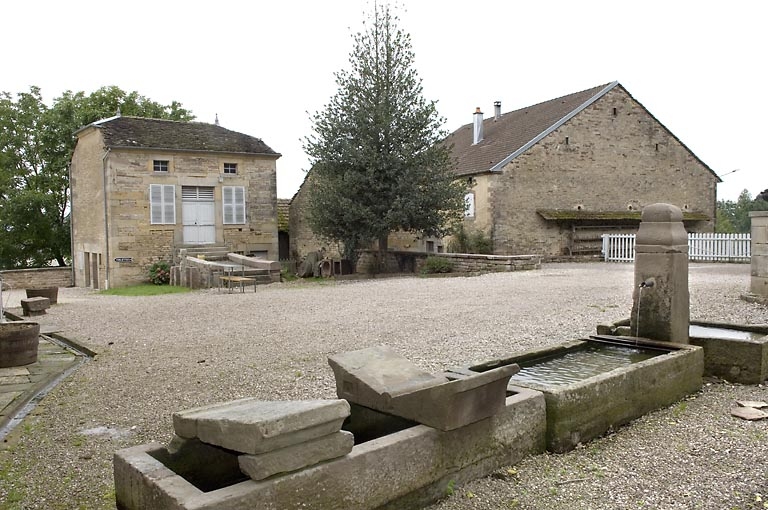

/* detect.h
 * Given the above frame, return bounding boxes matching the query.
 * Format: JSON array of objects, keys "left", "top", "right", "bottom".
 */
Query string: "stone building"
[
  {"left": 70, "top": 116, "right": 280, "bottom": 288},
  {"left": 448, "top": 81, "right": 720, "bottom": 256}
]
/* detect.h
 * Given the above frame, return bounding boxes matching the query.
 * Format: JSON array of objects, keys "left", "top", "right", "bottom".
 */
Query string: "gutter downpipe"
[
  {"left": 102, "top": 148, "right": 111, "bottom": 290},
  {"left": 68, "top": 161, "right": 75, "bottom": 287}
]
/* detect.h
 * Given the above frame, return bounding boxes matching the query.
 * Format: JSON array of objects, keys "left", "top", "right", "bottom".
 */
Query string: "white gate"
[
  {"left": 182, "top": 186, "right": 215, "bottom": 244},
  {"left": 602, "top": 233, "right": 751, "bottom": 262}
]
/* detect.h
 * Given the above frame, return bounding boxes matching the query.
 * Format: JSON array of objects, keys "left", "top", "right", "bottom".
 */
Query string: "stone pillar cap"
[{"left": 641, "top": 203, "right": 683, "bottom": 223}]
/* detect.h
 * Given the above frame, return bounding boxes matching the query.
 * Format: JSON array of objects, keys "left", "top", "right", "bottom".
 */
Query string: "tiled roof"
[
  {"left": 446, "top": 83, "right": 615, "bottom": 177},
  {"left": 85, "top": 116, "right": 279, "bottom": 156}
]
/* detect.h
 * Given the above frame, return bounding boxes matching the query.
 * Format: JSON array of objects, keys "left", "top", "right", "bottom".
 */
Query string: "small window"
[
  {"left": 223, "top": 163, "right": 237, "bottom": 174},
  {"left": 153, "top": 160, "right": 169, "bottom": 172},
  {"left": 426, "top": 241, "right": 435, "bottom": 252},
  {"left": 612, "top": 107, "right": 617, "bottom": 116}
]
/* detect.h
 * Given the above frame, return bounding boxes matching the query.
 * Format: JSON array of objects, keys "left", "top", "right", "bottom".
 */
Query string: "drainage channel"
[{"left": 0, "top": 334, "right": 90, "bottom": 442}]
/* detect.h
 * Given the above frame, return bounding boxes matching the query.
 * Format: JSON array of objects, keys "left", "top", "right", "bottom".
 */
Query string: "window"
[
  {"left": 153, "top": 160, "right": 169, "bottom": 172},
  {"left": 223, "top": 186, "right": 246, "bottom": 224},
  {"left": 223, "top": 163, "right": 237, "bottom": 174},
  {"left": 150, "top": 184, "right": 176, "bottom": 224},
  {"left": 464, "top": 192, "right": 475, "bottom": 218}
]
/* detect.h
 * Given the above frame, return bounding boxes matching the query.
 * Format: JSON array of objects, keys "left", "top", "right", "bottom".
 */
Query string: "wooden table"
[{"left": 219, "top": 275, "right": 256, "bottom": 293}]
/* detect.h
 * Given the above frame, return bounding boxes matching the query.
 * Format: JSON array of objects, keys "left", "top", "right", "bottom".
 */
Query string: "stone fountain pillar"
[
  {"left": 749, "top": 211, "right": 768, "bottom": 299},
  {"left": 630, "top": 203, "right": 689, "bottom": 343}
]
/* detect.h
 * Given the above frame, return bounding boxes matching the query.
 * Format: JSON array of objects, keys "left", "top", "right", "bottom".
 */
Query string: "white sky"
[{"left": 2, "top": 1, "right": 764, "bottom": 201}]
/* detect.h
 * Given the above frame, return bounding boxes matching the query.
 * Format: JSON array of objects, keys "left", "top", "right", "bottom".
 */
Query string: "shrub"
[
  {"left": 421, "top": 256, "right": 453, "bottom": 274},
  {"left": 148, "top": 261, "right": 171, "bottom": 285},
  {"left": 447, "top": 224, "right": 493, "bottom": 254}
]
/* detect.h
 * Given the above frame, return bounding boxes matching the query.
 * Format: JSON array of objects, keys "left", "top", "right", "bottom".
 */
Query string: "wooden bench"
[{"left": 21, "top": 296, "right": 51, "bottom": 316}]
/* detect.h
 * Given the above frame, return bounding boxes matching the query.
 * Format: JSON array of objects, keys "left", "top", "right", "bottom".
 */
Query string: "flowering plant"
[{"left": 148, "top": 262, "right": 171, "bottom": 285}]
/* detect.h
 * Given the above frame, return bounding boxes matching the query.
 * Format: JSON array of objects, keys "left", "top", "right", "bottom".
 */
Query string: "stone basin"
[
  {"left": 114, "top": 390, "right": 545, "bottom": 510},
  {"left": 688, "top": 320, "right": 768, "bottom": 384},
  {"left": 468, "top": 335, "right": 703, "bottom": 452},
  {"left": 0, "top": 321, "right": 40, "bottom": 368}
]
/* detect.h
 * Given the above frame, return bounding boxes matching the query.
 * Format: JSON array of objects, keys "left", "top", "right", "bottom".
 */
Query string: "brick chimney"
[{"left": 473, "top": 107, "right": 483, "bottom": 145}]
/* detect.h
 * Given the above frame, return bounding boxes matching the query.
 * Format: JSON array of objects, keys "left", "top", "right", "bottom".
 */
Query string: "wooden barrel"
[
  {"left": 26, "top": 287, "right": 58, "bottom": 304},
  {"left": 0, "top": 321, "right": 40, "bottom": 367}
]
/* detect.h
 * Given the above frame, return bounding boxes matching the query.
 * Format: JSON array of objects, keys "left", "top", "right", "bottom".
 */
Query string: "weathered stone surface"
[
  {"left": 114, "top": 389, "right": 546, "bottom": 510},
  {"left": 631, "top": 203, "right": 690, "bottom": 343},
  {"left": 21, "top": 296, "right": 50, "bottom": 316},
  {"left": 172, "top": 398, "right": 350, "bottom": 454},
  {"left": 731, "top": 406, "right": 768, "bottom": 421},
  {"left": 238, "top": 430, "right": 354, "bottom": 481},
  {"left": 328, "top": 345, "right": 447, "bottom": 409},
  {"left": 329, "top": 345, "right": 518, "bottom": 430},
  {"left": 737, "top": 400, "right": 768, "bottom": 409}
]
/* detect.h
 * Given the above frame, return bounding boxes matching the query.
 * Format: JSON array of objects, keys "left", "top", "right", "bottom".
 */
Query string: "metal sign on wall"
[{"left": 114, "top": 257, "right": 133, "bottom": 263}]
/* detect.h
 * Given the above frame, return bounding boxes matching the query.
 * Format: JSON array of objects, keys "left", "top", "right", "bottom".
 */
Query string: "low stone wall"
[
  {"left": 0, "top": 267, "right": 73, "bottom": 290},
  {"left": 355, "top": 251, "right": 541, "bottom": 274}
]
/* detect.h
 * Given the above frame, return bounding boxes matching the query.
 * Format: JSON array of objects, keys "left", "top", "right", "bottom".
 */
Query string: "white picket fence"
[{"left": 602, "top": 233, "right": 751, "bottom": 263}]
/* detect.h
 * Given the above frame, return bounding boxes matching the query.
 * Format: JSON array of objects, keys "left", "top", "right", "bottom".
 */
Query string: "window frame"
[
  {"left": 149, "top": 184, "right": 176, "bottom": 224},
  {"left": 222, "top": 185, "right": 246, "bottom": 224},
  {"left": 464, "top": 192, "right": 476, "bottom": 218},
  {"left": 153, "top": 160, "right": 169, "bottom": 173},
  {"left": 223, "top": 162, "right": 238, "bottom": 175}
]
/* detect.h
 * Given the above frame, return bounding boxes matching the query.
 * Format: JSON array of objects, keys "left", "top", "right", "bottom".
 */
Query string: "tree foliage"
[
  {"left": 303, "top": 4, "right": 466, "bottom": 264},
  {"left": 0, "top": 86, "right": 193, "bottom": 269},
  {"left": 715, "top": 189, "right": 768, "bottom": 233}
]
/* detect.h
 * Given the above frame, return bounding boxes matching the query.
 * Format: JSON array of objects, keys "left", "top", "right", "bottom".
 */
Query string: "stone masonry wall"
[
  {"left": 71, "top": 126, "right": 278, "bottom": 288},
  {"left": 488, "top": 86, "right": 718, "bottom": 256},
  {"left": 0, "top": 267, "right": 73, "bottom": 290}
]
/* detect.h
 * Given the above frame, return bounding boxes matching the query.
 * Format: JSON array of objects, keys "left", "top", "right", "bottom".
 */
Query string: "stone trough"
[
  {"left": 467, "top": 335, "right": 703, "bottom": 452},
  {"left": 114, "top": 362, "right": 546, "bottom": 510}
]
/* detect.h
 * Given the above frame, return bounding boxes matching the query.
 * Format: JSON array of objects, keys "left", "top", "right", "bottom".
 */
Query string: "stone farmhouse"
[
  {"left": 448, "top": 81, "right": 720, "bottom": 256},
  {"left": 70, "top": 116, "right": 280, "bottom": 288}
]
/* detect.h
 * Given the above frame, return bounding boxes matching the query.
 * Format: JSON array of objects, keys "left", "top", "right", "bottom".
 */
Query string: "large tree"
[
  {"left": 303, "top": 4, "right": 466, "bottom": 264},
  {"left": 716, "top": 189, "right": 768, "bottom": 233},
  {"left": 0, "top": 86, "right": 193, "bottom": 269}
]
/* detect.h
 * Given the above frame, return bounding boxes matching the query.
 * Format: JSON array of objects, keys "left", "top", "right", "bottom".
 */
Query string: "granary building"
[{"left": 70, "top": 116, "right": 280, "bottom": 288}]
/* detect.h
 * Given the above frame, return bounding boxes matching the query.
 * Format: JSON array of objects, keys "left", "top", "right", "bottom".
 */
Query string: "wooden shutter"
[{"left": 150, "top": 184, "right": 175, "bottom": 224}]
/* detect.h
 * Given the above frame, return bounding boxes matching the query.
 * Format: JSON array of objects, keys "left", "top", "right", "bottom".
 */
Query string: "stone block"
[
  {"left": 21, "top": 297, "right": 50, "bottom": 316},
  {"left": 750, "top": 276, "right": 768, "bottom": 298},
  {"left": 238, "top": 430, "right": 354, "bottom": 481},
  {"left": 328, "top": 345, "right": 519, "bottom": 430},
  {"left": 172, "top": 398, "right": 350, "bottom": 455}
]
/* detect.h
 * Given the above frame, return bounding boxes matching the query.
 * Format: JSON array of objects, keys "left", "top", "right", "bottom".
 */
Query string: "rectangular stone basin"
[
  {"left": 468, "top": 335, "right": 703, "bottom": 453},
  {"left": 689, "top": 320, "right": 768, "bottom": 384},
  {"left": 114, "top": 389, "right": 546, "bottom": 510}
]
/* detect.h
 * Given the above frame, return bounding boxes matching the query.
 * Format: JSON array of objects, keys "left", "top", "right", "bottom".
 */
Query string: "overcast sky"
[{"left": 3, "top": 1, "right": 764, "bottom": 201}]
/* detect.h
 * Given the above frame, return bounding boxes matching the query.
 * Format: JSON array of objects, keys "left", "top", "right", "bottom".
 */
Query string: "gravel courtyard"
[{"left": 0, "top": 262, "right": 766, "bottom": 509}]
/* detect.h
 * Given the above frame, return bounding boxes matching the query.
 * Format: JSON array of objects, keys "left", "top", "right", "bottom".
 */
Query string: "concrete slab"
[
  {"left": 172, "top": 398, "right": 350, "bottom": 455},
  {"left": 238, "top": 430, "right": 354, "bottom": 481}
]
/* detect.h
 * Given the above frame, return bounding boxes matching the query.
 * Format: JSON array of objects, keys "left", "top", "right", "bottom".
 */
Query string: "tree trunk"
[{"left": 377, "top": 234, "right": 389, "bottom": 273}]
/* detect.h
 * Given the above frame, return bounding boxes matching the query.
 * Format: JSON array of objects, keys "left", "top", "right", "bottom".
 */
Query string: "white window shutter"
[
  {"left": 150, "top": 184, "right": 176, "bottom": 224},
  {"left": 235, "top": 186, "right": 246, "bottom": 224},
  {"left": 223, "top": 186, "right": 245, "bottom": 224},
  {"left": 163, "top": 185, "right": 176, "bottom": 224}
]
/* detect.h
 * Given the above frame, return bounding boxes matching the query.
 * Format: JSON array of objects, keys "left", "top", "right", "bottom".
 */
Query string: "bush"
[
  {"left": 447, "top": 224, "right": 493, "bottom": 254},
  {"left": 148, "top": 261, "right": 171, "bottom": 285},
  {"left": 421, "top": 256, "right": 453, "bottom": 274}
]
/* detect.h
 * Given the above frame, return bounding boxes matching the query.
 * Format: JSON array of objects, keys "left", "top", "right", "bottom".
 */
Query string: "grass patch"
[{"left": 99, "top": 284, "right": 192, "bottom": 296}]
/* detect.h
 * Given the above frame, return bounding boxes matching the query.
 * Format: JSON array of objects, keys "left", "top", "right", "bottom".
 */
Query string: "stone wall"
[
  {"left": 750, "top": 211, "right": 768, "bottom": 297},
  {"left": 474, "top": 86, "right": 718, "bottom": 256},
  {"left": 355, "top": 251, "right": 540, "bottom": 274},
  {"left": 0, "top": 267, "right": 73, "bottom": 290}
]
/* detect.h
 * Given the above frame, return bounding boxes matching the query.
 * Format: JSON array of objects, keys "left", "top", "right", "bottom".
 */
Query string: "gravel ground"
[{"left": 0, "top": 262, "right": 766, "bottom": 509}]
